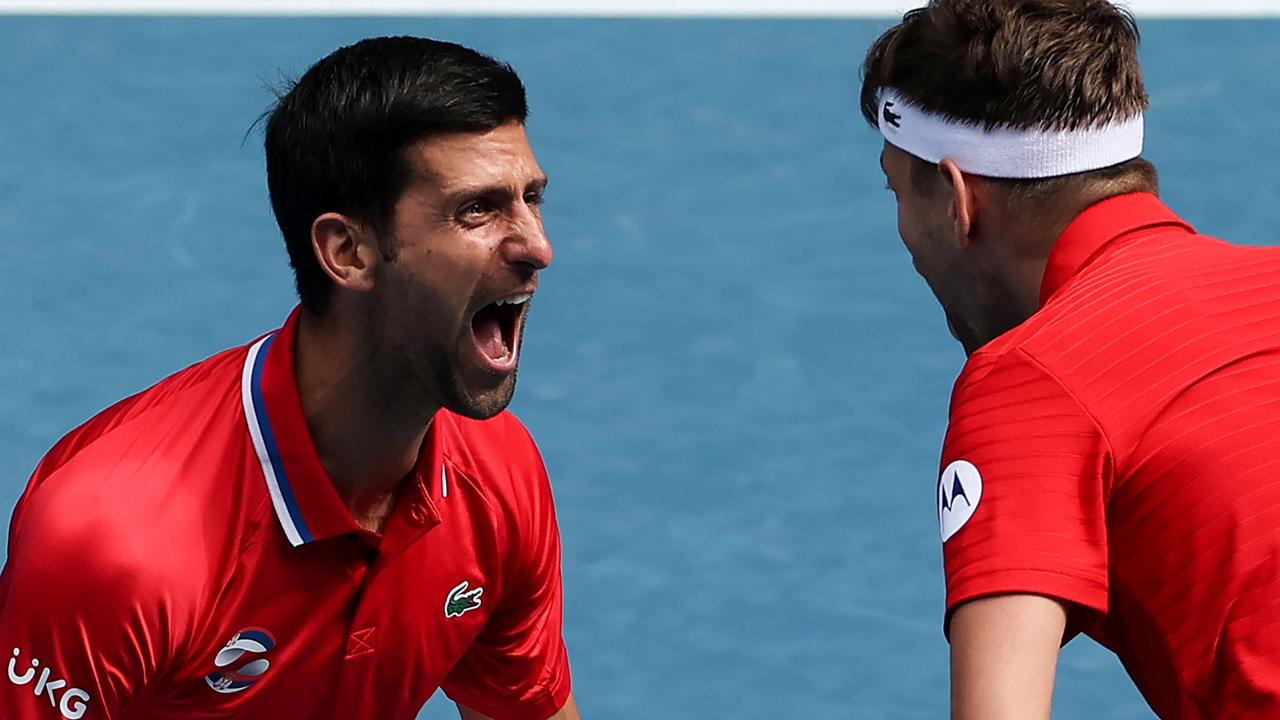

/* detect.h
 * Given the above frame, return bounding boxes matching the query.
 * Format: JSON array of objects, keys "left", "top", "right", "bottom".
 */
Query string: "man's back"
[{"left": 942, "top": 193, "right": 1280, "bottom": 718}]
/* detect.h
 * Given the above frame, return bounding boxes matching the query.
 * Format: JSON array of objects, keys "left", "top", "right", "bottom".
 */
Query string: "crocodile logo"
[
  {"left": 445, "top": 581, "right": 484, "bottom": 619},
  {"left": 882, "top": 100, "right": 902, "bottom": 129}
]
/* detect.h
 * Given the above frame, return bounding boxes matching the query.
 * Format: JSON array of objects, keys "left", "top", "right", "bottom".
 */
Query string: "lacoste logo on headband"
[
  {"left": 875, "top": 87, "right": 1144, "bottom": 178},
  {"left": 882, "top": 100, "right": 902, "bottom": 129}
]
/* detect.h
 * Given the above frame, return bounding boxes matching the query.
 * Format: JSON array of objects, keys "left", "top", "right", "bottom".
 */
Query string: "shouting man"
[{"left": 0, "top": 37, "right": 578, "bottom": 720}]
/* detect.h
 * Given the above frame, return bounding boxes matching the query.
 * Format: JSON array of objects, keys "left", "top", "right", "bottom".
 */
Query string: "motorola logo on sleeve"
[{"left": 938, "top": 460, "right": 983, "bottom": 542}]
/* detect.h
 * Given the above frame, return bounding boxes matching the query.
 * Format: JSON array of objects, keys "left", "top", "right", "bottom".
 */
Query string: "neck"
[
  {"left": 992, "top": 249, "right": 1050, "bottom": 321},
  {"left": 998, "top": 183, "right": 1141, "bottom": 315},
  {"left": 988, "top": 201, "right": 1084, "bottom": 320},
  {"left": 294, "top": 306, "right": 439, "bottom": 532}
]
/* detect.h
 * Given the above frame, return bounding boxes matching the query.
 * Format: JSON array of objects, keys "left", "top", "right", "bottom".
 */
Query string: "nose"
[{"left": 502, "top": 203, "right": 553, "bottom": 270}]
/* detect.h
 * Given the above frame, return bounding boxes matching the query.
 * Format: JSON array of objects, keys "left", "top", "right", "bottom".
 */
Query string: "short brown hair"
[
  {"left": 861, "top": 0, "right": 1147, "bottom": 132},
  {"left": 863, "top": 0, "right": 1158, "bottom": 208}
]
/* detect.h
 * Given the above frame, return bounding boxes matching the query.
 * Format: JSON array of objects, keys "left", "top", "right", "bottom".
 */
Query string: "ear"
[
  {"left": 310, "top": 212, "right": 381, "bottom": 294},
  {"left": 937, "top": 158, "right": 977, "bottom": 248}
]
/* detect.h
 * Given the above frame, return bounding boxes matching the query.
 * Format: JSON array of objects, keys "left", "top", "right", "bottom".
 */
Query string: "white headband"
[{"left": 876, "top": 88, "right": 1144, "bottom": 179}]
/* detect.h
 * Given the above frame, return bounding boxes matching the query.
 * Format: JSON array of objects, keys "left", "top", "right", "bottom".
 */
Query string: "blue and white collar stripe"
[{"left": 241, "top": 334, "right": 314, "bottom": 547}]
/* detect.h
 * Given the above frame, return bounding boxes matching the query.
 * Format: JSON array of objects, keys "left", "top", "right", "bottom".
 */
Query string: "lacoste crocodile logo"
[
  {"left": 445, "top": 581, "right": 484, "bottom": 619},
  {"left": 882, "top": 100, "right": 902, "bottom": 128}
]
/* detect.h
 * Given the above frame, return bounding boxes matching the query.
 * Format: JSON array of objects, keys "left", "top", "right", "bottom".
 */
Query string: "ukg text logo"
[{"left": 7, "top": 647, "right": 91, "bottom": 719}]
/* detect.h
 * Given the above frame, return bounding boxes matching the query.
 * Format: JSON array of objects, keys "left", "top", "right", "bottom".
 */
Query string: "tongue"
[{"left": 472, "top": 305, "right": 507, "bottom": 360}]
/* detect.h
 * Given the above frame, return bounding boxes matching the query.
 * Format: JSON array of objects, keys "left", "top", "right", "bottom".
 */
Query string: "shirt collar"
[
  {"left": 1039, "top": 192, "right": 1195, "bottom": 308},
  {"left": 240, "top": 307, "right": 443, "bottom": 547}
]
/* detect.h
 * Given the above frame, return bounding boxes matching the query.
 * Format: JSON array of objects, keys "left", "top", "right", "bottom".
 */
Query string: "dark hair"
[{"left": 264, "top": 36, "right": 528, "bottom": 313}]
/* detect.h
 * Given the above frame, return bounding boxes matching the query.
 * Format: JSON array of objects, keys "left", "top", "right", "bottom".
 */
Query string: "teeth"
[{"left": 494, "top": 293, "right": 532, "bottom": 306}]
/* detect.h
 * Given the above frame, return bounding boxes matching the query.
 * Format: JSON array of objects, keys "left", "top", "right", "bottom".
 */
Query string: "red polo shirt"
[
  {"left": 0, "top": 308, "right": 571, "bottom": 720},
  {"left": 939, "top": 193, "right": 1280, "bottom": 718}
]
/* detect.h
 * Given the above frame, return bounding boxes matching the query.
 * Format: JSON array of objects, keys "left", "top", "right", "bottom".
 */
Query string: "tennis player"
[
  {"left": 0, "top": 37, "right": 578, "bottom": 720},
  {"left": 863, "top": 1, "right": 1280, "bottom": 717}
]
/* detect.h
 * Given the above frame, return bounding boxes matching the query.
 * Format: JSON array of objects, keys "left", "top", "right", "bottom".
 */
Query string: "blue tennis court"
[{"left": 1, "top": 12, "right": 1278, "bottom": 719}]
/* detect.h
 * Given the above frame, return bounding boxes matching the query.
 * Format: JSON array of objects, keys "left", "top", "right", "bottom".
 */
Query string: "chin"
[{"left": 445, "top": 375, "right": 518, "bottom": 420}]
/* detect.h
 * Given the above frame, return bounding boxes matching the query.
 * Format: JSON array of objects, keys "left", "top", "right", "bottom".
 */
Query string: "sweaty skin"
[{"left": 950, "top": 595, "right": 1067, "bottom": 720}]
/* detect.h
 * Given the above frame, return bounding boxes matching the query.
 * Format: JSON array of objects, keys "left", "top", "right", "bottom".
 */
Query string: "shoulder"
[
  {"left": 34, "top": 343, "right": 250, "bottom": 484},
  {"left": 1018, "top": 230, "right": 1280, "bottom": 367},
  {"left": 13, "top": 343, "right": 259, "bottom": 594},
  {"left": 9, "top": 477, "right": 188, "bottom": 587},
  {"left": 0, "top": 456, "right": 220, "bottom": 703},
  {"left": 985, "top": 233, "right": 1280, "bottom": 414},
  {"left": 434, "top": 409, "right": 557, "bottom": 547},
  {"left": 945, "top": 339, "right": 1108, "bottom": 462},
  {"left": 4, "top": 457, "right": 213, "bottom": 635},
  {"left": 949, "top": 339, "right": 1064, "bottom": 416}
]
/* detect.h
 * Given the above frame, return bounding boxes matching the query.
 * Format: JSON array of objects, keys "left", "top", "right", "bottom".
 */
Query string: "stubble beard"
[
  {"left": 942, "top": 270, "right": 1028, "bottom": 357},
  {"left": 375, "top": 308, "right": 527, "bottom": 422},
  {"left": 444, "top": 367, "right": 519, "bottom": 420},
  {"left": 433, "top": 320, "right": 527, "bottom": 420}
]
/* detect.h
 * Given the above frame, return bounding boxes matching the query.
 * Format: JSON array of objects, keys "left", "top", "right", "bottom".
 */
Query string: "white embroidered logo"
[
  {"left": 6, "top": 648, "right": 91, "bottom": 719},
  {"left": 938, "top": 460, "right": 983, "bottom": 542}
]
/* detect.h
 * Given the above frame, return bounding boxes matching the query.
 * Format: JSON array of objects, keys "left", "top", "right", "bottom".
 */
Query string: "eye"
[
  {"left": 523, "top": 189, "right": 544, "bottom": 206},
  {"left": 459, "top": 200, "right": 494, "bottom": 221}
]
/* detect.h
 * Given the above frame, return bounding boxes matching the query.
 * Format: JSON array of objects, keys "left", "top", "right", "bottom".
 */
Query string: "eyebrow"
[{"left": 445, "top": 175, "right": 549, "bottom": 206}]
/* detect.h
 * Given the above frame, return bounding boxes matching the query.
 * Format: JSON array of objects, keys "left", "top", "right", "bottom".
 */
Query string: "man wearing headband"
[{"left": 863, "top": 1, "right": 1280, "bottom": 717}]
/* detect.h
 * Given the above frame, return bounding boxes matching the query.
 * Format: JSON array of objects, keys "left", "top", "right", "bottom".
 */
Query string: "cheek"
[
  {"left": 391, "top": 244, "right": 472, "bottom": 302},
  {"left": 374, "top": 264, "right": 449, "bottom": 341},
  {"left": 894, "top": 201, "right": 925, "bottom": 257}
]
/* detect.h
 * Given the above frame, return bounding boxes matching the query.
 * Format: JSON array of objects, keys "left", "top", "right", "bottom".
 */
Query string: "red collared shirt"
[
  {"left": 939, "top": 193, "right": 1280, "bottom": 718},
  {"left": 0, "top": 308, "right": 570, "bottom": 720}
]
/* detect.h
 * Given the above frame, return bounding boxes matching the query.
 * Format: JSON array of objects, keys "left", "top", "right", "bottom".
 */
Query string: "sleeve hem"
[
  {"left": 944, "top": 568, "right": 1108, "bottom": 639},
  {"left": 444, "top": 670, "right": 571, "bottom": 720}
]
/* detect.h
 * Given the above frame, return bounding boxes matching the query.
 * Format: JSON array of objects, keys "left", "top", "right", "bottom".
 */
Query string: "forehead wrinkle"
[
  {"left": 432, "top": 155, "right": 543, "bottom": 196},
  {"left": 402, "top": 125, "right": 542, "bottom": 202}
]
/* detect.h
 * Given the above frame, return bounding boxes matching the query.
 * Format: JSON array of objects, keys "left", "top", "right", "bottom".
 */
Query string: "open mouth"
[{"left": 470, "top": 292, "right": 532, "bottom": 372}]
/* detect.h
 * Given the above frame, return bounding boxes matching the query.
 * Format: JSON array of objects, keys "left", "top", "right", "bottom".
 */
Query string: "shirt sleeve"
[
  {"left": 940, "top": 348, "right": 1113, "bottom": 633},
  {"left": 442, "top": 423, "right": 571, "bottom": 720},
  {"left": 0, "top": 471, "right": 171, "bottom": 720}
]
